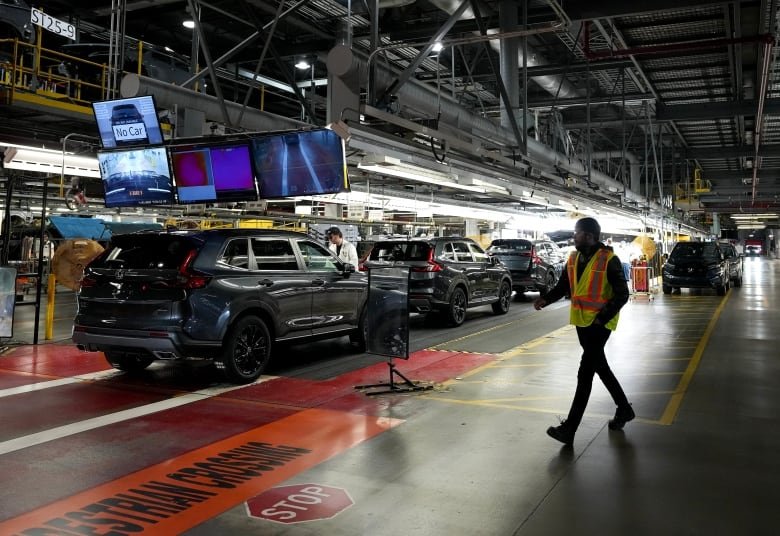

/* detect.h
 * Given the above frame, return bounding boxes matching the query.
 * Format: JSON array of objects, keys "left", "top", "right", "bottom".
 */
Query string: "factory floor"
[{"left": 0, "top": 256, "right": 778, "bottom": 535}]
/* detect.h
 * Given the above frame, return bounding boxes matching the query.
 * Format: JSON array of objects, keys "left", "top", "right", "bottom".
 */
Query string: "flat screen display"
[
  {"left": 171, "top": 142, "right": 258, "bottom": 203},
  {"left": 251, "top": 128, "right": 349, "bottom": 198},
  {"left": 97, "top": 147, "right": 174, "bottom": 207},
  {"left": 92, "top": 96, "right": 164, "bottom": 149}
]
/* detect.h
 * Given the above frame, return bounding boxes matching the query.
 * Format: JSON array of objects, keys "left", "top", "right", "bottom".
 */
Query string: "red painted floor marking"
[
  {"left": 0, "top": 345, "right": 109, "bottom": 380},
  {"left": 0, "top": 408, "right": 402, "bottom": 535}
]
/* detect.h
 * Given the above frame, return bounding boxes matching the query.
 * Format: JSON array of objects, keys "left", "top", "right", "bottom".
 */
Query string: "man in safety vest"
[{"left": 533, "top": 217, "right": 633, "bottom": 445}]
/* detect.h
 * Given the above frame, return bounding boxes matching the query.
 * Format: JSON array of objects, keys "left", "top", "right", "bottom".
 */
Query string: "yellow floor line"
[{"left": 659, "top": 290, "right": 731, "bottom": 425}]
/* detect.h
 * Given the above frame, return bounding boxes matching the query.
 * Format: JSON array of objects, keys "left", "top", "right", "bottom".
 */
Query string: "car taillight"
[
  {"left": 411, "top": 249, "right": 443, "bottom": 272},
  {"left": 80, "top": 275, "right": 97, "bottom": 288},
  {"left": 531, "top": 246, "right": 542, "bottom": 265},
  {"left": 177, "top": 248, "right": 211, "bottom": 289}
]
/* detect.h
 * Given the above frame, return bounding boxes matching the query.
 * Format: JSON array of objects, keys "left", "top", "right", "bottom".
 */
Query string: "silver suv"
[{"left": 73, "top": 229, "right": 367, "bottom": 383}]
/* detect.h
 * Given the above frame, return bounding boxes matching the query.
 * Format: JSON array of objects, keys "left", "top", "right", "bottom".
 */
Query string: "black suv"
[
  {"left": 363, "top": 237, "right": 512, "bottom": 326},
  {"left": 486, "top": 239, "right": 566, "bottom": 295},
  {"left": 73, "top": 229, "right": 367, "bottom": 383},
  {"left": 662, "top": 241, "right": 729, "bottom": 295}
]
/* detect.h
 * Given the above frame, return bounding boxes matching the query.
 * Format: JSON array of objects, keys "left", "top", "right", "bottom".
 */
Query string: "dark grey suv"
[
  {"left": 486, "top": 239, "right": 566, "bottom": 295},
  {"left": 73, "top": 229, "right": 367, "bottom": 383},
  {"left": 363, "top": 237, "right": 512, "bottom": 326}
]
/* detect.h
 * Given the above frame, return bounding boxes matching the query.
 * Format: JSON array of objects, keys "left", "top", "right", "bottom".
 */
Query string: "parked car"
[
  {"left": 662, "top": 241, "right": 729, "bottom": 295},
  {"left": 72, "top": 229, "right": 367, "bottom": 383},
  {"left": 363, "top": 237, "right": 512, "bottom": 326},
  {"left": 719, "top": 242, "right": 743, "bottom": 287},
  {"left": 745, "top": 245, "right": 762, "bottom": 256},
  {"left": 486, "top": 239, "right": 566, "bottom": 295}
]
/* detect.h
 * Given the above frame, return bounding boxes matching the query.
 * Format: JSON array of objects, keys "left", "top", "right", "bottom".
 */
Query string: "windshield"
[{"left": 669, "top": 242, "right": 719, "bottom": 261}]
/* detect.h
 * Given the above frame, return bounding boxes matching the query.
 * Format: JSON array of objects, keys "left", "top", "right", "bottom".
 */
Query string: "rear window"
[
  {"left": 369, "top": 241, "right": 431, "bottom": 261},
  {"left": 488, "top": 240, "right": 533, "bottom": 252},
  {"left": 669, "top": 242, "right": 719, "bottom": 261},
  {"left": 92, "top": 234, "right": 201, "bottom": 269}
]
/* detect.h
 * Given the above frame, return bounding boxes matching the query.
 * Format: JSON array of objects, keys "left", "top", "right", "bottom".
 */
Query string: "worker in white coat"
[{"left": 326, "top": 226, "right": 359, "bottom": 267}]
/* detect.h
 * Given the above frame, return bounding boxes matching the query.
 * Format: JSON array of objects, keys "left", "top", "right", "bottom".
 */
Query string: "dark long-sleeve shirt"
[{"left": 543, "top": 243, "right": 630, "bottom": 325}]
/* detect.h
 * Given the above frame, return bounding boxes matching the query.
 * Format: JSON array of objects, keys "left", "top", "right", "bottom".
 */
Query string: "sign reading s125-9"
[{"left": 31, "top": 8, "right": 76, "bottom": 40}]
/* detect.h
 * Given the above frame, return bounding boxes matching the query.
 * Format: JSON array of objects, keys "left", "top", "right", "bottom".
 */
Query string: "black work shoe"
[
  {"left": 608, "top": 404, "right": 635, "bottom": 430},
  {"left": 547, "top": 422, "right": 575, "bottom": 445}
]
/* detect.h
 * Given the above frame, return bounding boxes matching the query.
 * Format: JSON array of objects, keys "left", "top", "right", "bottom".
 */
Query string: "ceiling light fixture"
[
  {"left": 182, "top": 20, "right": 195, "bottom": 29},
  {"left": 357, "top": 157, "right": 487, "bottom": 193},
  {"left": 432, "top": 42, "right": 444, "bottom": 53},
  {"left": 295, "top": 59, "right": 311, "bottom": 70},
  {"left": 1, "top": 143, "right": 100, "bottom": 178}
]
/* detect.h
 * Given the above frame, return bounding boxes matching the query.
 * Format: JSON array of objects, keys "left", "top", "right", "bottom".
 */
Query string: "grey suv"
[
  {"left": 363, "top": 237, "right": 512, "bottom": 326},
  {"left": 486, "top": 239, "right": 566, "bottom": 295},
  {"left": 72, "top": 229, "right": 367, "bottom": 383}
]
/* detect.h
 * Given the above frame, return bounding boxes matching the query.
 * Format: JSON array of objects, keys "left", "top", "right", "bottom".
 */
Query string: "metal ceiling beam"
[
  {"left": 564, "top": 1, "right": 752, "bottom": 21},
  {"left": 686, "top": 146, "right": 780, "bottom": 158},
  {"left": 376, "top": 0, "right": 471, "bottom": 108},
  {"left": 523, "top": 59, "right": 634, "bottom": 77},
  {"left": 657, "top": 99, "right": 780, "bottom": 121},
  {"left": 525, "top": 93, "right": 654, "bottom": 109}
]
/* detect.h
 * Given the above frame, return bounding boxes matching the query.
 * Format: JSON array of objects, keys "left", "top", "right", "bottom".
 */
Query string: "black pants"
[{"left": 566, "top": 324, "right": 630, "bottom": 429}]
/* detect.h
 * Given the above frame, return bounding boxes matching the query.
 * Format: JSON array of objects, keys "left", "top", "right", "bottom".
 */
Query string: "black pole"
[
  {"left": 32, "top": 174, "right": 49, "bottom": 344},
  {"left": 1, "top": 171, "right": 14, "bottom": 265}
]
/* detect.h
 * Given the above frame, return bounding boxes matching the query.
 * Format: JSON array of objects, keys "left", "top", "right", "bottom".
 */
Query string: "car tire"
[
  {"left": 104, "top": 351, "right": 154, "bottom": 372},
  {"left": 218, "top": 315, "right": 271, "bottom": 384},
  {"left": 716, "top": 280, "right": 727, "bottom": 296},
  {"left": 492, "top": 280, "right": 511, "bottom": 315},
  {"left": 543, "top": 271, "right": 557, "bottom": 294},
  {"left": 445, "top": 287, "right": 467, "bottom": 327},
  {"left": 349, "top": 305, "right": 368, "bottom": 352},
  {"left": 734, "top": 276, "right": 743, "bottom": 287},
  {"left": 662, "top": 285, "right": 672, "bottom": 295}
]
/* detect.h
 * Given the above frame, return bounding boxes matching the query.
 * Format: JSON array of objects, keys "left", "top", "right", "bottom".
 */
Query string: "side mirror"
[
  {"left": 490, "top": 255, "right": 501, "bottom": 266},
  {"left": 342, "top": 262, "right": 356, "bottom": 275}
]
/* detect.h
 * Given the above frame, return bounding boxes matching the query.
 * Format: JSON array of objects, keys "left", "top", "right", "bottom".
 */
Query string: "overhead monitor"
[
  {"left": 97, "top": 147, "right": 174, "bottom": 208},
  {"left": 251, "top": 128, "right": 349, "bottom": 198},
  {"left": 170, "top": 142, "right": 258, "bottom": 203},
  {"left": 92, "top": 96, "right": 164, "bottom": 149}
]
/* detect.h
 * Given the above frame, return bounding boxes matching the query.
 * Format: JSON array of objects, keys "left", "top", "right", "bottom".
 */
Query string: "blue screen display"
[
  {"left": 97, "top": 147, "right": 174, "bottom": 208},
  {"left": 251, "top": 129, "right": 349, "bottom": 198}
]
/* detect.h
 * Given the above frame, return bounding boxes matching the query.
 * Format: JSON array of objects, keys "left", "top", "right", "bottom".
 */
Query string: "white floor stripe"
[
  {"left": 0, "top": 377, "right": 275, "bottom": 456},
  {"left": 0, "top": 369, "right": 123, "bottom": 398}
]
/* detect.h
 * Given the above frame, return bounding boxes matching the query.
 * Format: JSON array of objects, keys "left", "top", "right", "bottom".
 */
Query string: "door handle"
[
  {"left": 258, "top": 279, "right": 274, "bottom": 287},
  {"left": 311, "top": 279, "right": 325, "bottom": 286}
]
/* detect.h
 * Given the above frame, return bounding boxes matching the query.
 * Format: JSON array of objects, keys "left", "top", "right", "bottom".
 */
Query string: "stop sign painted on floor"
[{"left": 246, "top": 484, "right": 354, "bottom": 524}]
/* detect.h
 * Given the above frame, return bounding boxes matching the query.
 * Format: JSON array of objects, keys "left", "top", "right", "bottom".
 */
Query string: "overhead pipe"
[
  {"left": 591, "top": 151, "right": 641, "bottom": 193},
  {"left": 120, "top": 73, "right": 306, "bottom": 132},
  {"left": 361, "top": 50, "right": 655, "bottom": 207},
  {"left": 752, "top": 38, "right": 775, "bottom": 203}
]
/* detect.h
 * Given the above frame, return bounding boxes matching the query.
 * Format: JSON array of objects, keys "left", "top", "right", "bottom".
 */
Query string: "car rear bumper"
[
  {"left": 72, "top": 325, "right": 221, "bottom": 360},
  {"left": 662, "top": 274, "right": 723, "bottom": 289}
]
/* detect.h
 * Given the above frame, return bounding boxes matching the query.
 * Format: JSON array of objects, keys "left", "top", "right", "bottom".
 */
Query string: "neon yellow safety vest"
[{"left": 566, "top": 248, "right": 619, "bottom": 330}]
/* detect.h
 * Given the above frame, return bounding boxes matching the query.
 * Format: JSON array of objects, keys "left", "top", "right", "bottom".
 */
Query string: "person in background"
[
  {"left": 326, "top": 226, "right": 359, "bottom": 267},
  {"left": 533, "top": 217, "right": 634, "bottom": 446}
]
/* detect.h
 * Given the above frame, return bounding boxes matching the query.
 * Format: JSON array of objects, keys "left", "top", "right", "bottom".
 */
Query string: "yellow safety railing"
[{"left": 0, "top": 37, "right": 109, "bottom": 106}]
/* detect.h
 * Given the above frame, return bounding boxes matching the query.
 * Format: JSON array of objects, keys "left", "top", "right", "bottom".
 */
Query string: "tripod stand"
[{"left": 355, "top": 359, "right": 433, "bottom": 396}]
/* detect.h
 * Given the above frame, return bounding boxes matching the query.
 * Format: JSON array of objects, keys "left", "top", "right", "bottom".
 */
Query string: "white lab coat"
[{"left": 329, "top": 239, "right": 359, "bottom": 267}]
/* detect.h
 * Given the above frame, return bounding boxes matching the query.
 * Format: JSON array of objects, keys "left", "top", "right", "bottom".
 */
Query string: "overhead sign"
[
  {"left": 247, "top": 484, "right": 353, "bottom": 524},
  {"left": 31, "top": 8, "right": 76, "bottom": 40}
]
